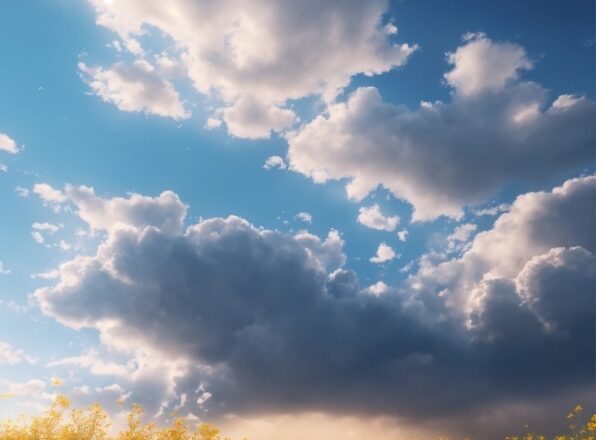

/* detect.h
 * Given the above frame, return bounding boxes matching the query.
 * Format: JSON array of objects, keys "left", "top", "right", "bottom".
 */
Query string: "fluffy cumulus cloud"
[
  {"left": 357, "top": 204, "right": 399, "bottom": 231},
  {"left": 287, "top": 35, "right": 595, "bottom": 220},
  {"left": 444, "top": 32, "right": 533, "bottom": 96},
  {"left": 34, "top": 176, "right": 595, "bottom": 436},
  {"left": 408, "top": 175, "right": 595, "bottom": 333},
  {"left": 222, "top": 97, "right": 297, "bottom": 139},
  {"left": 0, "top": 132, "right": 18, "bottom": 154},
  {"left": 370, "top": 242, "right": 397, "bottom": 264},
  {"left": 263, "top": 155, "right": 287, "bottom": 171},
  {"left": 79, "top": 60, "right": 190, "bottom": 119},
  {"left": 64, "top": 184, "right": 187, "bottom": 233},
  {"left": 83, "top": 0, "right": 415, "bottom": 137}
]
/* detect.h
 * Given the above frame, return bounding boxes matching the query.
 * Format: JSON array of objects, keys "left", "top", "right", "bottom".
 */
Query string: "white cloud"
[
  {"left": 0, "top": 342, "right": 37, "bottom": 365},
  {"left": 0, "top": 379, "right": 47, "bottom": 397},
  {"left": 0, "top": 133, "right": 18, "bottom": 154},
  {"left": 223, "top": 97, "right": 297, "bottom": 139},
  {"left": 397, "top": 229, "right": 408, "bottom": 242},
  {"left": 65, "top": 185, "right": 186, "bottom": 233},
  {"left": 31, "top": 269, "right": 60, "bottom": 280},
  {"left": 446, "top": 223, "right": 477, "bottom": 251},
  {"left": 84, "top": 0, "right": 415, "bottom": 138},
  {"left": 357, "top": 204, "right": 399, "bottom": 231},
  {"left": 444, "top": 32, "right": 533, "bottom": 96},
  {"left": 551, "top": 94, "right": 586, "bottom": 110},
  {"left": 31, "top": 231, "right": 45, "bottom": 244},
  {"left": 32, "top": 222, "right": 61, "bottom": 233},
  {"left": 367, "top": 281, "right": 388, "bottom": 296},
  {"left": 287, "top": 35, "right": 594, "bottom": 220},
  {"left": 263, "top": 155, "right": 287, "bottom": 171},
  {"left": 408, "top": 175, "right": 596, "bottom": 316},
  {"left": 472, "top": 203, "right": 510, "bottom": 217},
  {"left": 0, "top": 262, "right": 10, "bottom": 275},
  {"left": 15, "top": 186, "right": 30, "bottom": 197},
  {"left": 47, "top": 349, "right": 132, "bottom": 377},
  {"left": 33, "top": 183, "right": 67, "bottom": 212},
  {"left": 79, "top": 60, "right": 190, "bottom": 120},
  {"left": 0, "top": 164, "right": 6, "bottom": 173},
  {"left": 296, "top": 212, "right": 312, "bottom": 224},
  {"left": 384, "top": 22, "right": 398, "bottom": 35},
  {"left": 31, "top": 222, "right": 62, "bottom": 245},
  {"left": 32, "top": 184, "right": 65, "bottom": 202},
  {"left": 370, "top": 242, "right": 397, "bottom": 263},
  {"left": 205, "top": 117, "right": 222, "bottom": 130}
]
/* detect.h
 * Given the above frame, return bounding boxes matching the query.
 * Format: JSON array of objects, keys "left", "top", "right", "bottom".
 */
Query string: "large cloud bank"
[{"left": 35, "top": 175, "right": 595, "bottom": 436}]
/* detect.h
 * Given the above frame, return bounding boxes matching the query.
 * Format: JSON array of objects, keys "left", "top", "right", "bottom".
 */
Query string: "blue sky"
[{"left": 0, "top": 1, "right": 594, "bottom": 438}]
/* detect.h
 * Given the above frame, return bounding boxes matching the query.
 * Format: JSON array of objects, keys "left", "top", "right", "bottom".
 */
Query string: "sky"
[{"left": 0, "top": 0, "right": 594, "bottom": 438}]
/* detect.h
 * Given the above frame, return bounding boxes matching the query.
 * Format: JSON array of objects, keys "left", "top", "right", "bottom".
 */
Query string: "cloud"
[
  {"left": 370, "top": 242, "right": 397, "bottom": 263},
  {"left": 0, "top": 342, "right": 37, "bottom": 365},
  {"left": 31, "top": 269, "right": 60, "bottom": 280},
  {"left": 0, "top": 133, "right": 18, "bottom": 154},
  {"left": 0, "top": 262, "right": 10, "bottom": 275},
  {"left": 263, "top": 156, "right": 287, "bottom": 171},
  {"left": 65, "top": 185, "right": 186, "bottom": 233},
  {"left": 32, "top": 222, "right": 61, "bottom": 233},
  {"left": 79, "top": 60, "right": 190, "bottom": 119},
  {"left": 34, "top": 178, "right": 594, "bottom": 435},
  {"left": 472, "top": 203, "right": 510, "bottom": 217},
  {"left": 47, "top": 349, "right": 132, "bottom": 377},
  {"left": 84, "top": 0, "right": 415, "bottom": 138},
  {"left": 31, "top": 222, "right": 62, "bottom": 245},
  {"left": 0, "top": 379, "right": 47, "bottom": 397},
  {"left": 446, "top": 223, "right": 477, "bottom": 251},
  {"left": 397, "top": 229, "right": 408, "bottom": 242},
  {"left": 366, "top": 281, "right": 389, "bottom": 296},
  {"left": 223, "top": 97, "right": 297, "bottom": 139},
  {"left": 0, "top": 164, "right": 6, "bottom": 173},
  {"left": 31, "top": 231, "right": 45, "bottom": 244},
  {"left": 357, "top": 204, "right": 399, "bottom": 231},
  {"left": 296, "top": 212, "right": 312, "bottom": 224},
  {"left": 205, "top": 117, "right": 222, "bottom": 130},
  {"left": 33, "top": 183, "right": 67, "bottom": 212},
  {"left": 408, "top": 175, "right": 596, "bottom": 317},
  {"left": 287, "top": 35, "right": 595, "bottom": 220},
  {"left": 15, "top": 186, "right": 30, "bottom": 197},
  {"left": 444, "top": 32, "right": 533, "bottom": 96}
]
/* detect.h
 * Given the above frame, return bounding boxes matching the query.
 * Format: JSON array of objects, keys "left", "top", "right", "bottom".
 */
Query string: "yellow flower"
[
  {"left": 54, "top": 394, "right": 70, "bottom": 408},
  {"left": 588, "top": 414, "right": 596, "bottom": 431}
]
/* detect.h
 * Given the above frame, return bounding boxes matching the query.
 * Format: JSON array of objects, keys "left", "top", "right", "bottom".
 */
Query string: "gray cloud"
[{"left": 35, "top": 177, "right": 595, "bottom": 437}]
